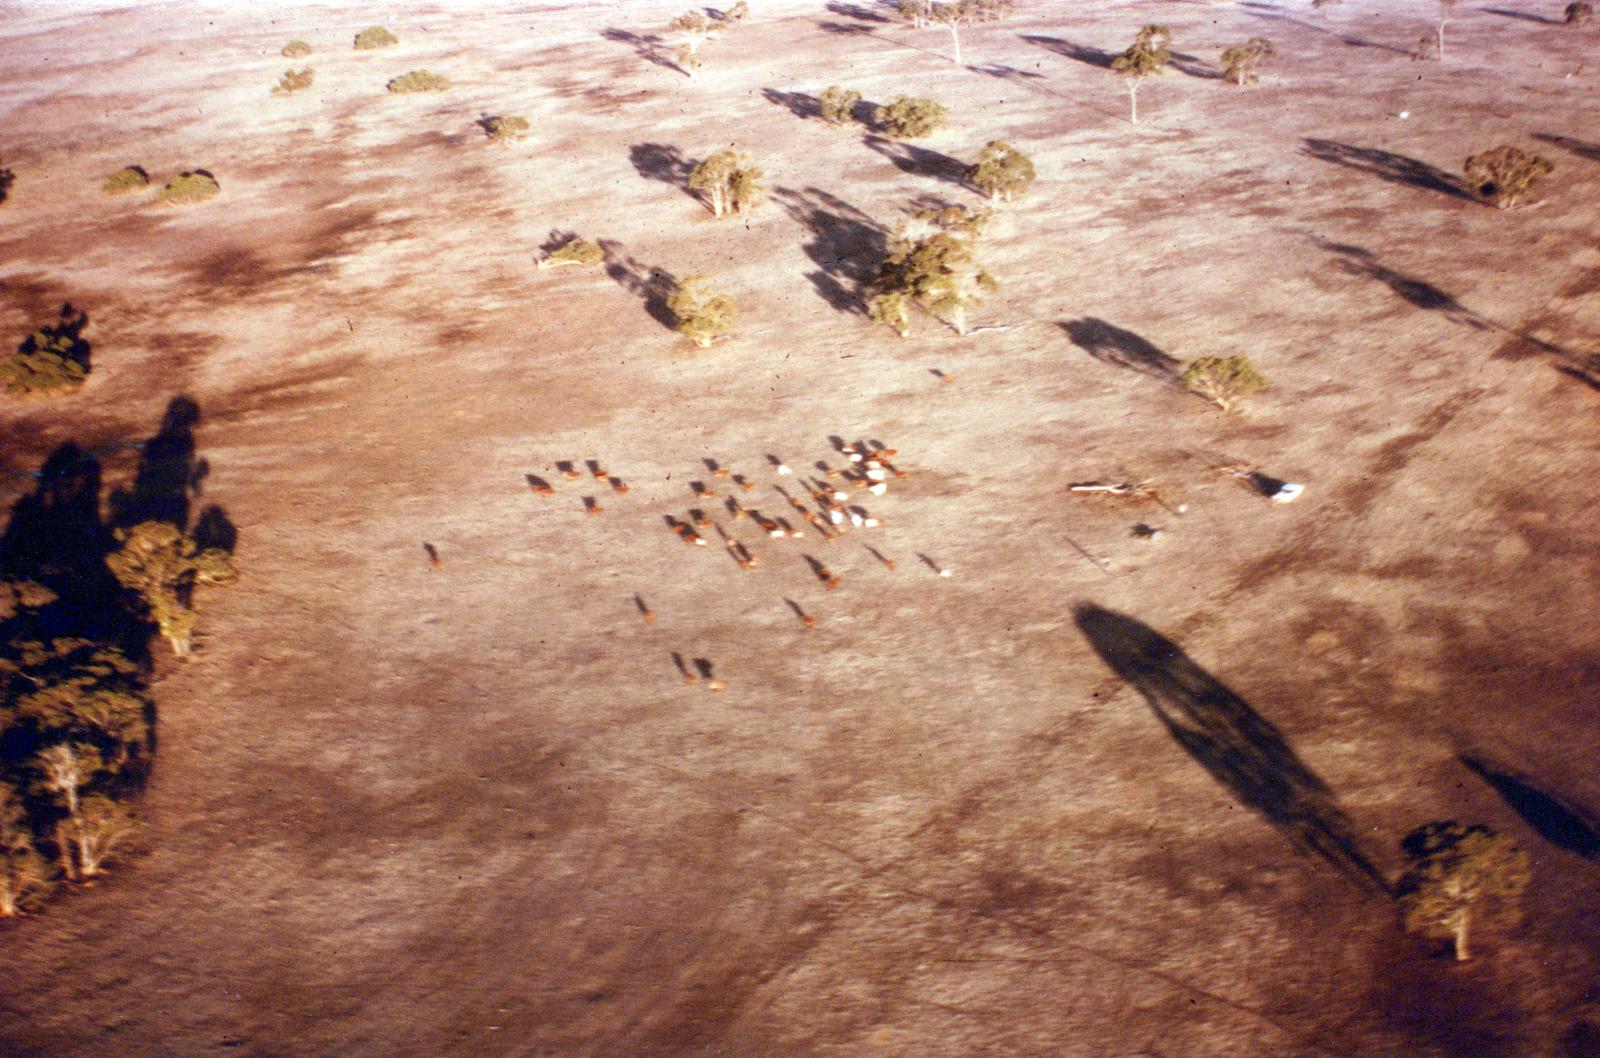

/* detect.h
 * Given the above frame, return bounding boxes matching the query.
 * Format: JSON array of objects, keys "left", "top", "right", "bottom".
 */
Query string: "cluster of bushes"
[
  {"left": 272, "top": 68, "right": 315, "bottom": 95},
  {"left": 99, "top": 165, "right": 218, "bottom": 205},
  {"left": 1, "top": 305, "right": 92, "bottom": 397},
  {"left": 386, "top": 70, "right": 449, "bottom": 94}
]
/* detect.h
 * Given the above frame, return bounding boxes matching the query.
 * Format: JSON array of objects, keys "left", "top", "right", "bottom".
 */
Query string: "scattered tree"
[
  {"left": 0, "top": 786, "right": 51, "bottom": 917},
  {"left": 1464, "top": 145, "right": 1554, "bottom": 209},
  {"left": 479, "top": 115, "right": 530, "bottom": 145},
  {"left": 1220, "top": 37, "right": 1274, "bottom": 85},
  {"left": 272, "top": 68, "right": 314, "bottom": 94},
  {"left": 1397, "top": 821, "right": 1531, "bottom": 961},
  {"left": 538, "top": 237, "right": 604, "bottom": 270},
  {"left": 688, "top": 150, "right": 764, "bottom": 217},
  {"left": 871, "top": 206, "right": 996, "bottom": 336},
  {"left": 353, "top": 26, "right": 398, "bottom": 50},
  {"left": 2, "top": 303, "right": 91, "bottom": 397},
  {"left": 719, "top": 1, "right": 750, "bottom": 24},
  {"left": 820, "top": 85, "right": 862, "bottom": 125},
  {"left": 105, "top": 520, "right": 238, "bottom": 658},
  {"left": 668, "top": 276, "right": 735, "bottom": 347},
  {"left": 873, "top": 95, "right": 948, "bottom": 138},
  {"left": 281, "top": 40, "right": 312, "bottom": 58},
  {"left": 1111, "top": 25, "right": 1172, "bottom": 124},
  {"left": 386, "top": 70, "right": 449, "bottom": 93},
  {"left": 966, "top": 140, "right": 1035, "bottom": 202},
  {"left": 896, "top": 0, "right": 933, "bottom": 28},
  {"left": 1435, "top": 0, "right": 1458, "bottom": 59},
  {"left": 68, "top": 795, "right": 138, "bottom": 879},
  {"left": 1181, "top": 355, "right": 1266, "bottom": 411},
  {"left": 671, "top": 11, "right": 719, "bottom": 76},
  {"left": 102, "top": 165, "right": 150, "bottom": 194},
  {"left": 156, "top": 170, "right": 220, "bottom": 205},
  {"left": 1567, "top": 1, "right": 1593, "bottom": 23}
]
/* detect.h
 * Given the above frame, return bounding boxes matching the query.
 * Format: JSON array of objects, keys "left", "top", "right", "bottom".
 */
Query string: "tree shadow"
[
  {"left": 1059, "top": 318, "right": 1182, "bottom": 382},
  {"left": 1534, "top": 132, "right": 1600, "bottom": 163},
  {"left": 818, "top": 19, "right": 879, "bottom": 34},
  {"left": 825, "top": 0, "right": 892, "bottom": 21},
  {"left": 1241, "top": 8, "right": 1416, "bottom": 53},
  {"left": 1315, "top": 240, "right": 1491, "bottom": 329},
  {"left": 0, "top": 164, "right": 13, "bottom": 204},
  {"left": 1170, "top": 51, "right": 1226, "bottom": 80},
  {"left": 600, "top": 27, "right": 686, "bottom": 75},
  {"left": 772, "top": 186, "right": 887, "bottom": 315},
  {"left": 1021, "top": 33, "right": 1117, "bottom": 68},
  {"left": 110, "top": 395, "right": 202, "bottom": 530},
  {"left": 761, "top": 87, "right": 822, "bottom": 120},
  {"left": 967, "top": 62, "right": 1047, "bottom": 83},
  {"left": 597, "top": 240, "right": 680, "bottom": 331},
  {"left": 629, "top": 142, "right": 696, "bottom": 193},
  {"left": 15, "top": 303, "right": 92, "bottom": 376},
  {"left": 1075, "top": 603, "right": 1388, "bottom": 892},
  {"left": 1481, "top": 6, "right": 1563, "bottom": 22},
  {"left": 1460, "top": 754, "right": 1600, "bottom": 859},
  {"left": 863, "top": 134, "right": 969, "bottom": 188},
  {"left": 1302, "top": 138, "right": 1477, "bottom": 202}
]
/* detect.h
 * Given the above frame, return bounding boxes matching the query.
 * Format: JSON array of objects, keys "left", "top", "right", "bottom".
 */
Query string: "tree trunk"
[
  {"left": 948, "top": 24, "right": 961, "bottom": 64},
  {"left": 1437, "top": 20, "right": 1446, "bottom": 60},
  {"left": 1128, "top": 81, "right": 1140, "bottom": 124},
  {"left": 1453, "top": 907, "right": 1471, "bottom": 961},
  {"left": 0, "top": 880, "right": 16, "bottom": 917},
  {"left": 56, "top": 823, "right": 77, "bottom": 882},
  {"left": 951, "top": 305, "right": 968, "bottom": 336}
]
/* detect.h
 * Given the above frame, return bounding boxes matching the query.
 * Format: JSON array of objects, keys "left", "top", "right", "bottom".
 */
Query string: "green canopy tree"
[
  {"left": 671, "top": 11, "right": 719, "bottom": 75},
  {"left": 668, "top": 276, "right": 735, "bottom": 347},
  {"left": 871, "top": 206, "right": 995, "bottom": 337},
  {"left": 1464, "top": 145, "right": 1554, "bottom": 209},
  {"left": 1111, "top": 24, "right": 1171, "bottom": 124},
  {"left": 105, "top": 520, "right": 238, "bottom": 658},
  {"left": 1397, "top": 821, "right": 1531, "bottom": 961},
  {"left": 68, "top": 795, "right": 138, "bottom": 879},
  {"left": 688, "top": 150, "right": 764, "bottom": 217},
  {"left": 820, "top": 86, "right": 862, "bottom": 125},
  {"left": 966, "top": 140, "right": 1035, "bottom": 202},
  {"left": 1181, "top": 356, "right": 1266, "bottom": 412},
  {"left": 873, "top": 96, "right": 948, "bottom": 138},
  {"left": 1220, "top": 37, "right": 1274, "bottom": 85}
]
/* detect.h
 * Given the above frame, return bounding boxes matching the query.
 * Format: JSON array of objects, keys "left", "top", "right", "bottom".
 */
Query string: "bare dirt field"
[{"left": 2, "top": 0, "right": 1598, "bottom": 1055}]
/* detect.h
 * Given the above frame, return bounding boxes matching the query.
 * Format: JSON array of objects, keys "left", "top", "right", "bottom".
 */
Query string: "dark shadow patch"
[
  {"left": 1534, "top": 132, "right": 1600, "bottom": 163},
  {"left": 1241, "top": 8, "right": 1417, "bottom": 53},
  {"left": 1075, "top": 603, "right": 1387, "bottom": 891},
  {"left": 597, "top": 240, "right": 679, "bottom": 332},
  {"left": 1169, "top": 50, "right": 1226, "bottom": 80},
  {"left": 862, "top": 134, "right": 969, "bottom": 188},
  {"left": 761, "top": 87, "right": 821, "bottom": 120},
  {"left": 109, "top": 395, "right": 200, "bottom": 530},
  {"left": 1020, "top": 33, "right": 1117, "bottom": 68},
  {"left": 14, "top": 302, "right": 92, "bottom": 375},
  {"left": 628, "top": 142, "right": 695, "bottom": 189},
  {"left": 1059, "top": 317, "right": 1182, "bottom": 382},
  {"left": 772, "top": 186, "right": 887, "bottom": 315},
  {"left": 1482, "top": 6, "right": 1563, "bottom": 22},
  {"left": 601, "top": 27, "right": 686, "bottom": 75},
  {"left": 818, "top": 19, "right": 878, "bottom": 34},
  {"left": 968, "top": 62, "right": 1046, "bottom": 83},
  {"left": 1302, "top": 138, "right": 1477, "bottom": 202},
  {"left": 1317, "top": 240, "right": 1489, "bottom": 328},
  {"left": 1460, "top": 754, "right": 1600, "bottom": 859},
  {"left": 825, "top": 0, "right": 892, "bottom": 21}
]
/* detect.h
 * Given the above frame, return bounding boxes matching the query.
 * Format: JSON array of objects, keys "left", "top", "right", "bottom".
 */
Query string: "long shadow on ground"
[
  {"left": 772, "top": 186, "right": 887, "bottom": 315},
  {"left": 1302, "top": 139, "right": 1477, "bottom": 202},
  {"left": 598, "top": 241, "right": 680, "bottom": 331},
  {"left": 1059, "top": 318, "right": 1182, "bottom": 382},
  {"left": 1461, "top": 754, "right": 1600, "bottom": 859},
  {"left": 1076, "top": 603, "right": 1388, "bottom": 891}
]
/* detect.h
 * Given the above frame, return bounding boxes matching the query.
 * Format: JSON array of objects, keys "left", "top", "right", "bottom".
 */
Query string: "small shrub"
[
  {"left": 353, "top": 26, "right": 398, "bottom": 50},
  {"left": 820, "top": 85, "right": 862, "bottom": 125},
  {"left": 272, "top": 67, "right": 314, "bottom": 94},
  {"left": 966, "top": 140, "right": 1035, "bottom": 202},
  {"left": 156, "top": 170, "right": 219, "bottom": 205},
  {"left": 0, "top": 159, "right": 12, "bottom": 204},
  {"left": 873, "top": 95, "right": 948, "bottom": 138},
  {"left": 387, "top": 70, "right": 449, "bottom": 93},
  {"left": 281, "top": 40, "right": 313, "bottom": 58},
  {"left": 479, "top": 115, "right": 530, "bottom": 144},
  {"left": 1464, "top": 145, "right": 1553, "bottom": 209},
  {"left": 1567, "top": 1, "right": 1593, "bottom": 23},
  {"left": 101, "top": 165, "right": 149, "bottom": 195},
  {"left": 1, "top": 304, "right": 91, "bottom": 397},
  {"left": 668, "top": 276, "right": 735, "bottom": 347},
  {"left": 1220, "top": 37, "right": 1273, "bottom": 85},
  {"left": 538, "top": 237, "right": 604, "bottom": 270},
  {"left": 1181, "top": 356, "right": 1265, "bottom": 411}
]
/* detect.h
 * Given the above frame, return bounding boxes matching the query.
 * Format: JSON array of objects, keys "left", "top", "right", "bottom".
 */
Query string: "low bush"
[
  {"left": 387, "top": 70, "right": 449, "bottom": 93},
  {"left": 354, "top": 26, "right": 397, "bottom": 49},
  {"left": 967, "top": 140, "right": 1034, "bottom": 202},
  {"left": 156, "top": 170, "right": 219, "bottom": 205},
  {"left": 873, "top": 95, "right": 947, "bottom": 138},
  {"left": 281, "top": 40, "right": 313, "bottom": 57},
  {"left": 480, "top": 115, "right": 530, "bottom": 144},
  {"left": 1181, "top": 356, "right": 1265, "bottom": 411},
  {"left": 272, "top": 67, "right": 314, "bottom": 94},
  {"left": 668, "top": 276, "right": 735, "bottom": 347},
  {"left": 820, "top": 85, "right": 861, "bottom": 125},
  {"left": 1, "top": 305, "right": 91, "bottom": 397},
  {"left": 1568, "top": 1, "right": 1593, "bottom": 22},
  {"left": 101, "top": 165, "right": 149, "bottom": 195},
  {"left": 538, "top": 237, "right": 604, "bottom": 270},
  {"left": 1465, "top": 145, "right": 1553, "bottom": 209}
]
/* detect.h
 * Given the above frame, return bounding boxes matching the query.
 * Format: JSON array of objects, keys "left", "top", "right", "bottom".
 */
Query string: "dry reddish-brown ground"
[{"left": 2, "top": 1, "right": 1598, "bottom": 1056}]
